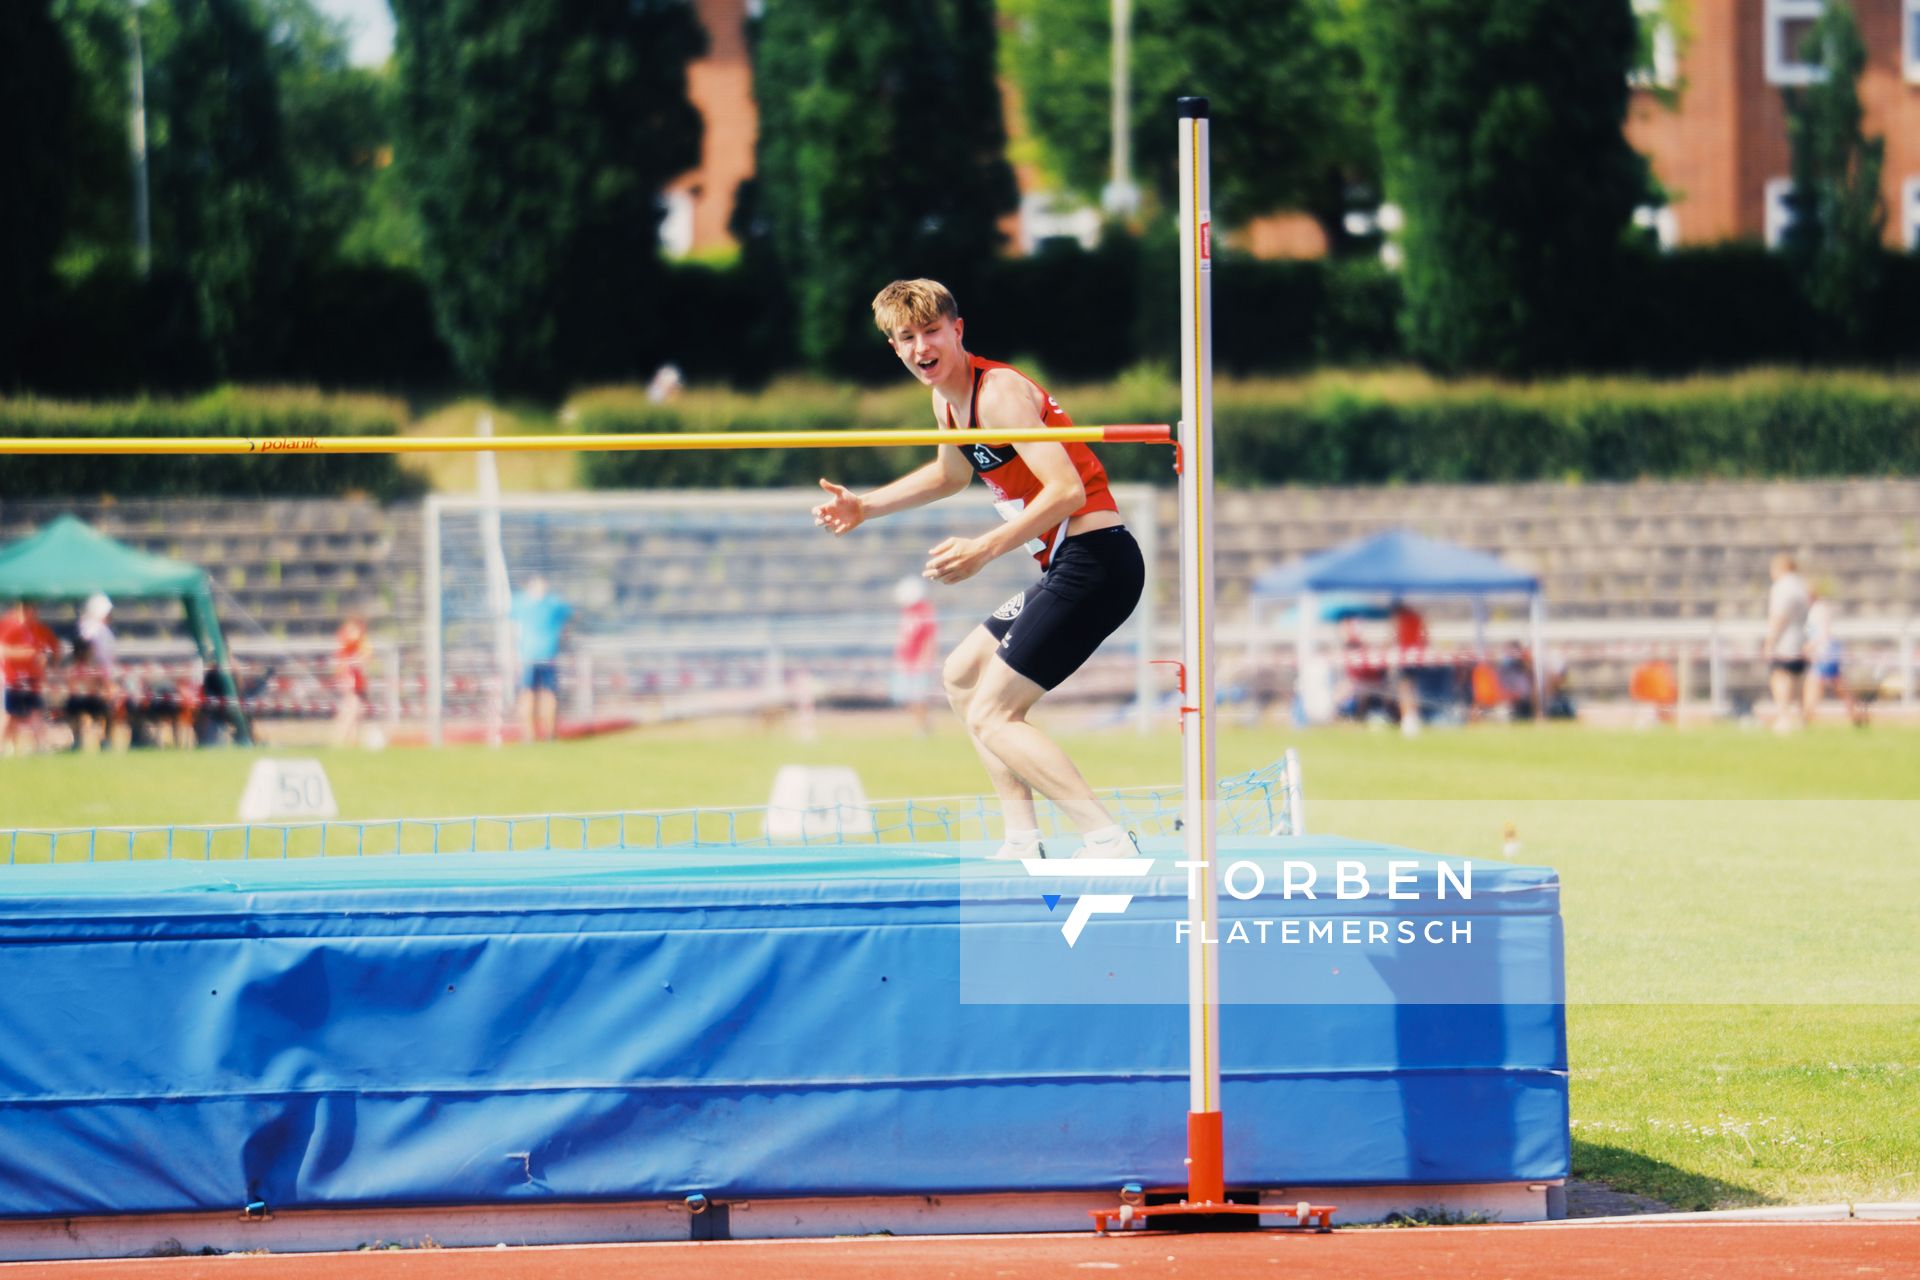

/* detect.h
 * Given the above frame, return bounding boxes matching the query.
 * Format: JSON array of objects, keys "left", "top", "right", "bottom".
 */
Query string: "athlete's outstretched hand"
[{"left": 813, "top": 479, "right": 864, "bottom": 535}]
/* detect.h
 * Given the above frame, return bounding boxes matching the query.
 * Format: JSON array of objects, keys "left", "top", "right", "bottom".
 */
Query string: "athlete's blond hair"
[{"left": 872, "top": 279, "right": 958, "bottom": 335}]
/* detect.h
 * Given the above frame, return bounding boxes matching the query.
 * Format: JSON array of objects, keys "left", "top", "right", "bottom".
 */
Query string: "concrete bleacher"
[
  {"left": 0, "top": 499, "right": 421, "bottom": 648},
  {"left": 1159, "top": 478, "right": 1920, "bottom": 624},
  {"left": 4, "top": 477, "right": 1916, "bottom": 716}
]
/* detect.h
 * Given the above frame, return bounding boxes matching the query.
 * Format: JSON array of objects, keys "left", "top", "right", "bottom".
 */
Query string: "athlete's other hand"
[
  {"left": 813, "top": 479, "right": 864, "bottom": 535},
  {"left": 925, "top": 535, "right": 992, "bottom": 585}
]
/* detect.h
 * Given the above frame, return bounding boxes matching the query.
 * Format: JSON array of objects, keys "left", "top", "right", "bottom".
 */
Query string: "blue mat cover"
[{"left": 0, "top": 837, "right": 1567, "bottom": 1218}]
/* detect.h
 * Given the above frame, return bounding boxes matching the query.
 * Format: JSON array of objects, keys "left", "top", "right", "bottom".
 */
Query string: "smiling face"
[
  {"left": 872, "top": 278, "right": 967, "bottom": 390},
  {"left": 887, "top": 314, "right": 967, "bottom": 388}
]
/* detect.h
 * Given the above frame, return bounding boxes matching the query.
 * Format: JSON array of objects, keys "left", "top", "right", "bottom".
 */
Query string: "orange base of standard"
[
  {"left": 1187, "top": 1110, "right": 1224, "bottom": 1204},
  {"left": 1088, "top": 1200, "right": 1337, "bottom": 1235}
]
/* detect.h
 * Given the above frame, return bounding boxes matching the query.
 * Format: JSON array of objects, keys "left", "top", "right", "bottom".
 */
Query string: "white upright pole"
[
  {"left": 476, "top": 414, "right": 516, "bottom": 745},
  {"left": 424, "top": 496, "right": 444, "bottom": 747},
  {"left": 127, "top": 4, "right": 152, "bottom": 277},
  {"left": 1176, "top": 95, "right": 1223, "bottom": 1206},
  {"left": 1105, "top": 0, "right": 1139, "bottom": 216}
]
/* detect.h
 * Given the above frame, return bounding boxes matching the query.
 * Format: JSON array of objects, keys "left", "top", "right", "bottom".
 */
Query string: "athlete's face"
[{"left": 888, "top": 315, "right": 965, "bottom": 387}]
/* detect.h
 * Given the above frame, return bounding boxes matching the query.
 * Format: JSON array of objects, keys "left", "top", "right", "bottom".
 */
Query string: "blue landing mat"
[{"left": 0, "top": 837, "right": 1567, "bottom": 1217}]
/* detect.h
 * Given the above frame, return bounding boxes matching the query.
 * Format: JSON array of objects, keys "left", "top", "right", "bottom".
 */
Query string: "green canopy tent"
[{"left": 0, "top": 515, "right": 251, "bottom": 744}]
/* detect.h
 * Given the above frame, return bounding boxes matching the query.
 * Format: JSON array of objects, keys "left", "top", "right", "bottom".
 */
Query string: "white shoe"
[
  {"left": 1071, "top": 831, "right": 1142, "bottom": 860},
  {"left": 988, "top": 840, "right": 1045, "bottom": 861}
]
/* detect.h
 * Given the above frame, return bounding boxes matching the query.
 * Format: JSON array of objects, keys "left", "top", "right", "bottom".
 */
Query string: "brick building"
[
  {"left": 1628, "top": 0, "right": 1918, "bottom": 249},
  {"left": 665, "top": 0, "right": 1920, "bottom": 259}
]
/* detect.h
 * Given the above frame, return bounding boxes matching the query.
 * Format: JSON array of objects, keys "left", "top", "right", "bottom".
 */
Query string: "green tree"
[
  {"left": 254, "top": 0, "right": 390, "bottom": 268},
  {"left": 1364, "top": 0, "right": 1649, "bottom": 374},
  {"left": 745, "top": 0, "right": 1018, "bottom": 377},
  {"left": 338, "top": 67, "right": 426, "bottom": 269},
  {"left": 48, "top": 0, "right": 134, "bottom": 276},
  {"left": 144, "top": 0, "right": 298, "bottom": 376},
  {"left": 1002, "top": 0, "right": 1374, "bottom": 242},
  {"left": 1782, "top": 0, "right": 1883, "bottom": 351},
  {"left": 0, "top": 0, "right": 77, "bottom": 383},
  {"left": 390, "top": 0, "right": 706, "bottom": 398}
]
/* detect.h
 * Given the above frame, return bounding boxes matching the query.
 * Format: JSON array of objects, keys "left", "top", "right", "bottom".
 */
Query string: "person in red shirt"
[
  {"left": 332, "top": 616, "right": 372, "bottom": 748},
  {"left": 813, "top": 279, "right": 1146, "bottom": 861},
  {"left": 1, "top": 600, "right": 60, "bottom": 756},
  {"left": 1389, "top": 599, "right": 1429, "bottom": 736},
  {"left": 891, "top": 577, "right": 940, "bottom": 736}
]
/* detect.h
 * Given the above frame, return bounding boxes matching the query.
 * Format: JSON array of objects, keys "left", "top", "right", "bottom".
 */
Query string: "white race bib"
[{"left": 992, "top": 498, "right": 1048, "bottom": 556}]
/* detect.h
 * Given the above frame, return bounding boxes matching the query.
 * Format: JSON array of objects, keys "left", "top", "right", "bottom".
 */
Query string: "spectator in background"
[
  {"left": 332, "top": 616, "right": 372, "bottom": 748},
  {"left": 647, "top": 363, "right": 684, "bottom": 404},
  {"left": 1765, "top": 553, "right": 1811, "bottom": 734},
  {"left": 63, "top": 636, "right": 108, "bottom": 752},
  {"left": 128, "top": 660, "right": 190, "bottom": 749},
  {"left": 891, "top": 576, "right": 939, "bottom": 735},
  {"left": 76, "top": 594, "right": 126, "bottom": 750},
  {"left": 1497, "top": 641, "right": 1538, "bottom": 717},
  {"left": 1389, "top": 598, "right": 1428, "bottom": 736},
  {"left": 0, "top": 600, "right": 58, "bottom": 756},
  {"left": 1803, "top": 585, "right": 1866, "bottom": 727},
  {"left": 1340, "top": 616, "right": 1391, "bottom": 721},
  {"left": 511, "top": 576, "right": 572, "bottom": 742}
]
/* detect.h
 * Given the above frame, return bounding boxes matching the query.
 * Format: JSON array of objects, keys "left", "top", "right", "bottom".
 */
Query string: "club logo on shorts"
[{"left": 993, "top": 592, "right": 1025, "bottom": 621}]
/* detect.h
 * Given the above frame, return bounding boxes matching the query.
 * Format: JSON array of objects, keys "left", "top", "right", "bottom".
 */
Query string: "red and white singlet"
[{"left": 942, "top": 355, "right": 1117, "bottom": 568}]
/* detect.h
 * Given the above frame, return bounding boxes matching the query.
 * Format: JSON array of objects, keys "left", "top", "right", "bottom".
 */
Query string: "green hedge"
[
  {"left": 0, "top": 389, "right": 424, "bottom": 498},
  {"left": 574, "top": 371, "right": 1920, "bottom": 489}
]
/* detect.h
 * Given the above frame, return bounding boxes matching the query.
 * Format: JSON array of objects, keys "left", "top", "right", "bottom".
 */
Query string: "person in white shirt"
[
  {"left": 74, "top": 594, "right": 125, "bottom": 751},
  {"left": 1765, "top": 553, "right": 1811, "bottom": 733}
]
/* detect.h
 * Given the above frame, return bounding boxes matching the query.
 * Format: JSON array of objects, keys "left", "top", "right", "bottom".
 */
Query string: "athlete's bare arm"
[
  {"left": 925, "top": 372, "right": 1083, "bottom": 586},
  {"left": 813, "top": 447, "right": 971, "bottom": 536}
]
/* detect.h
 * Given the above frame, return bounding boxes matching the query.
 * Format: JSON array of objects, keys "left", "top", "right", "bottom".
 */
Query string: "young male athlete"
[{"left": 812, "top": 279, "right": 1145, "bottom": 860}]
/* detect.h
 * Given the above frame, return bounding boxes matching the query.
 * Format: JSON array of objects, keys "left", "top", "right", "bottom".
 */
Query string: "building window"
[
  {"left": 1904, "top": 179, "right": 1920, "bottom": 251},
  {"left": 1630, "top": 0, "right": 1679, "bottom": 89},
  {"left": 1764, "top": 178, "right": 1797, "bottom": 249},
  {"left": 1634, "top": 204, "right": 1679, "bottom": 250},
  {"left": 1765, "top": 0, "right": 1826, "bottom": 86},
  {"left": 1906, "top": 0, "right": 1920, "bottom": 83}
]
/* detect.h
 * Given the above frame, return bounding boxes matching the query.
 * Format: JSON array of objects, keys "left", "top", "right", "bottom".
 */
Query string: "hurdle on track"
[{"left": 0, "top": 99, "right": 1240, "bottom": 1218}]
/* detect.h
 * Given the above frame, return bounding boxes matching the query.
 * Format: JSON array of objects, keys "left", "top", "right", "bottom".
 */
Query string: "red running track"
[{"left": 3, "top": 1222, "right": 1917, "bottom": 1280}]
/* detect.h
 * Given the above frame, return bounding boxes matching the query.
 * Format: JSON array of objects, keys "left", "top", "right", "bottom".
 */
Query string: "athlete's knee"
[
  {"left": 965, "top": 694, "right": 1023, "bottom": 744},
  {"left": 941, "top": 650, "right": 980, "bottom": 705}
]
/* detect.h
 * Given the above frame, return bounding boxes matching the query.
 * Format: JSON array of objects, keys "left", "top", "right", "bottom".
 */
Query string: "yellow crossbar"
[{"left": 0, "top": 425, "right": 1173, "bottom": 456}]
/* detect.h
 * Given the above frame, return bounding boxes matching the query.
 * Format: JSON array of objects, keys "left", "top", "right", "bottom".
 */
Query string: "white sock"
[{"left": 1003, "top": 827, "right": 1042, "bottom": 849}]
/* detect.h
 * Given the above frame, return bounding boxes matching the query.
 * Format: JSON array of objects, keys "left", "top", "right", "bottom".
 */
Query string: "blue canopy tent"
[{"left": 1249, "top": 530, "right": 1545, "bottom": 722}]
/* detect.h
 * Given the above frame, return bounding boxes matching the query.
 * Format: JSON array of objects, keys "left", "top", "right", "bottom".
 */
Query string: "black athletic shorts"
[
  {"left": 1770, "top": 657, "right": 1809, "bottom": 677},
  {"left": 3, "top": 688, "right": 42, "bottom": 716},
  {"left": 983, "top": 525, "right": 1145, "bottom": 691}
]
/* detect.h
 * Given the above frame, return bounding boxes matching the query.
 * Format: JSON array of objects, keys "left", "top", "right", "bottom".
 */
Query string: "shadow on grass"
[{"left": 1574, "top": 1140, "right": 1773, "bottom": 1213}]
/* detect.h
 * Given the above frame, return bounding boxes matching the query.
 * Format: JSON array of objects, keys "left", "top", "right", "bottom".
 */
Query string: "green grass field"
[{"left": 4, "top": 720, "right": 1917, "bottom": 1210}]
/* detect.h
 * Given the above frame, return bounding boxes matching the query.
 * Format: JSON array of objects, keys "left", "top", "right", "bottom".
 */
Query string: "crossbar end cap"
[{"left": 1177, "top": 96, "right": 1210, "bottom": 119}]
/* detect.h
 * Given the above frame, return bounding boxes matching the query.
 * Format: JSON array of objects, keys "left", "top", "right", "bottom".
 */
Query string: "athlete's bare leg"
[
  {"left": 960, "top": 644, "right": 1115, "bottom": 835},
  {"left": 942, "top": 627, "right": 1039, "bottom": 833}
]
